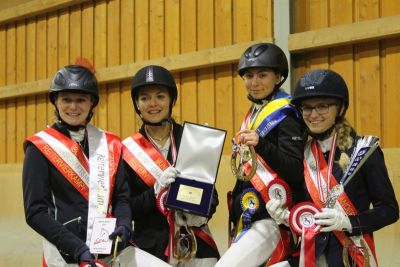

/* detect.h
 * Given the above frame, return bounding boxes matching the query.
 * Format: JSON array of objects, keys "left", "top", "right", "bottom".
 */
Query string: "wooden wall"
[
  {"left": 1, "top": 0, "right": 400, "bottom": 164},
  {"left": 291, "top": 0, "right": 400, "bottom": 148},
  {"left": 0, "top": 0, "right": 274, "bottom": 163}
]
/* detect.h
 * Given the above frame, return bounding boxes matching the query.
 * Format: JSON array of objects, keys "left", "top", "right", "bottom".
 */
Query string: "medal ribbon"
[
  {"left": 242, "top": 96, "right": 296, "bottom": 138},
  {"left": 233, "top": 189, "right": 261, "bottom": 242},
  {"left": 314, "top": 135, "right": 337, "bottom": 204},
  {"left": 192, "top": 226, "right": 220, "bottom": 257},
  {"left": 304, "top": 142, "right": 378, "bottom": 267},
  {"left": 299, "top": 227, "right": 317, "bottom": 267}
]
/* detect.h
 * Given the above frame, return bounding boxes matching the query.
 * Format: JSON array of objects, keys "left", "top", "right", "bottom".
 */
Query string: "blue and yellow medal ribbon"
[
  {"left": 233, "top": 188, "right": 263, "bottom": 242},
  {"left": 246, "top": 91, "right": 300, "bottom": 137}
]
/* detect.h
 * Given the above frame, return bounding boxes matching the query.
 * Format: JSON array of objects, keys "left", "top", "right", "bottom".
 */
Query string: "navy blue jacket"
[
  {"left": 124, "top": 121, "right": 219, "bottom": 261},
  {"left": 23, "top": 123, "right": 132, "bottom": 263},
  {"left": 289, "top": 136, "right": 399, "bottom": 267}
]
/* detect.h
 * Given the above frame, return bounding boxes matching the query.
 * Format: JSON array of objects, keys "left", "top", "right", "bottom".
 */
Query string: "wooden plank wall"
[
  {"left": 292, "top": 0, "right": 400, "bottom": 148},
  {"left": 0, "top": 0, "right": 273, "bottom": 163}
]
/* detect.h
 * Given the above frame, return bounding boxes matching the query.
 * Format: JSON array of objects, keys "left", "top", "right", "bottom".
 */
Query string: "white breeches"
[{"left": 215, "top": 219, "right": 280, "bottom": 267}]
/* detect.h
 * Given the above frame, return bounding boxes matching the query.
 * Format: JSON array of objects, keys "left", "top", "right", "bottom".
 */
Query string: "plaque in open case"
[{"left": 165, "top": 122, "right": 226, "bottom": 217}]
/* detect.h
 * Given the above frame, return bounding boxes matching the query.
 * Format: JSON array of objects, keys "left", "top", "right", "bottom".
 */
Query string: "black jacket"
[
  {"left": 230, "top": 111, "right": 306, "bottom": 226},
  {"left": 23, "top": 123, "right": 132, "bottom": 263},
  {"left": 290, "top": 136, "right": 399, "bottom": 267},
  {"left": 315, "top": 143, "right": 398, "bottom": 266},
  {"left": 124, "top": 121, "right": 219, "bottom": 261}
]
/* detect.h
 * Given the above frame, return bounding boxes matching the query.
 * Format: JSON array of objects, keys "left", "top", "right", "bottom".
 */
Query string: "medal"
[
  {"left": 289, "top": 202, "right": 321, "bottom": 235},
  {"left": 174, "top": 225, "right": 197, "bottom": 262},
  {"left": 325, "top": 184, "right": 344, "bottom": 208},
  {"left": 231, "top": 142, "right": 257, "bottom": 181},
  {"left": 265, "top": 179, "right": 292, "bottom": 208}
]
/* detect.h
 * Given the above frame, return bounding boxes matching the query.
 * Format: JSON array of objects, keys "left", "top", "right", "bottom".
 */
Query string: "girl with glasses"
[{"left": 267, "top": 69, "right": 399, "bottom": 266}]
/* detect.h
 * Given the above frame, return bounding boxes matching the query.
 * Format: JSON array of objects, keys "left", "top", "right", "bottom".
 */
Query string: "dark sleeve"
[
  {"left": 111, "top": 156, "right": 133, "bottom": 231},
  {"left": 348, "top": 148, "right": 399, "bottom": 235},
  {"left": 124, "top": 161, "right": 159, "bottom": 220},
  {"left": 22, "top": 143, "right": 87, "bottom": 260},
  {"left": 255, "top": 115, "right": 305, "bottom": 192},
  {"left": 207, "top": 188, "right": 219, "bottom": 219}
]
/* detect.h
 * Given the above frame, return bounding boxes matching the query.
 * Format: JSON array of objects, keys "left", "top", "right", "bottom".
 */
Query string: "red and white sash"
[
  {"left": 239, "top": 123, "right": 291, "bottom": 264},
  {"left": 122, "top": 133, "right": 170, "bottom": 187},
  {"left": 27, "top": 125, "right": 121, "bottom": 247},
  {"left": 304, "top": 140, "right": 378, "bottom": 267},
  {"left": 123, "top": 133, "right": 219, "bottom": 257}
]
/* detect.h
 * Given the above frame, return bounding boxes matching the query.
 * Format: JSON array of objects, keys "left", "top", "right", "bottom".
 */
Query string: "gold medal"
[{"left": 174, "top": 225, "right": 197, "bottom": 262}]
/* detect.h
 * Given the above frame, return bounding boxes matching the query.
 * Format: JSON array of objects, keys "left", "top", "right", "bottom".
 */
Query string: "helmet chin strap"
[
  {"left": 308, "top": 124, "right": 336, "bottom": 140},
  {"left": 308, "top": 114, "right": 344, "bottom": 140},
  {"left": 142, "top": 117, "right": 172, "bottom": 126},
  {"left": 55, "top": 108, "right": 91, "bottom": 131},
  {"left": 247, "top": 87, "right": 279, "bottom": 105},
  {"left": 58, "top": 119, "right": 86, "bottom": 131}
]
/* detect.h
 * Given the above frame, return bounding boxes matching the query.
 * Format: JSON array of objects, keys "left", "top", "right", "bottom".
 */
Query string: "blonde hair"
[{"left": 335, "top": 118, "right": 354, "bottom": 171}]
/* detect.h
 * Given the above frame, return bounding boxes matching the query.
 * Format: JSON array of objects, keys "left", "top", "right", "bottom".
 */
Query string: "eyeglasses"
[{"left": 299, "top": 103, "right": 338, "bottom": 116}]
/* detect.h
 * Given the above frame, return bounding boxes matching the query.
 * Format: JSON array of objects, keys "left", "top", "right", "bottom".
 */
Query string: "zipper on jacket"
[{"left": 63, "top": 216, "right": 82, "bottom": 226}]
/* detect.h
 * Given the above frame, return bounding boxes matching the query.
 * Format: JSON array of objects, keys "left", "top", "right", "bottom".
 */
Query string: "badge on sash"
[
  {"left": 156, "top": 188, "right": 170, "bottom": 216},
  {"left": 240, "top": 188, "right": 261, "bottom": 213},
  {"left": 265, "top": 179, "right": 292, "bottom": 208},
  {"left": 233, "top": 188, "right": 263, "bottom": 242},
  {"left": 289, "top": 202, "right": 321, "bottom": 235}
]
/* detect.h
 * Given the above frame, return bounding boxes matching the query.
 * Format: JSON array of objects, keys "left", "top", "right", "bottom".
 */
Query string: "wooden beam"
[
  {"left": 0, "top": 0, "right": 91, "bottom": 25},
  {"left": 289, "top": 15, "right": 400, "bottom": 53},
  {"left": 0, "top": 38, "right": 273, "bottom": 100}
]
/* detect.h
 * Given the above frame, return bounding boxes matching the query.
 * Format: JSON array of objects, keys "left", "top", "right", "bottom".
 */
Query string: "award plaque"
[{"left": 165, "top": 122, "right": 226, "bottom": 217}]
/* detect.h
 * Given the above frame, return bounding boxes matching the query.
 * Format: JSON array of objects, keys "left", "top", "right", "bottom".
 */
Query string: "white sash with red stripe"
[
  {"left": 27, "top": 125, "right": 121, "bottom": 248},
  {"left": 122, "top": 133, "right": 170, "bottom": 187},
  {"left": 86, "top": 124, "right": 115, "bottom": 246},
  {"left": 304, "top": 141, "right": 378, "bottom": 267},
  {"left": 123, "top": 133, "right": 219, "bottom": 258}
]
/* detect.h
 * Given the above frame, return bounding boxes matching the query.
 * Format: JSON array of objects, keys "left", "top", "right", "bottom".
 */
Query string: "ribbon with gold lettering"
[{"left": 122, "top": 133, "right": 171, "bottom": 187}]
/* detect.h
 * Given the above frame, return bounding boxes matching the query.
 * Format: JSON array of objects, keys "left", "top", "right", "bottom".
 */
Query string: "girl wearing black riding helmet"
[
  {"left": 216, "top": 43, "right": 306, "bottom": 267},
  {"left": 22, "top": 65, "right": 133, "bottom": 266},
  {"left": 123, "top": 65, "right": 220, "bottom": 267},
  {"left": 268, "top": 69, "right": 399, "bottom": 266}
]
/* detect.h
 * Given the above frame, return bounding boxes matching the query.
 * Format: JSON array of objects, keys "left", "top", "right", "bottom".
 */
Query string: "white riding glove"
[
  {"left": 265, "top": 199, "right": 290, "bottom": 226},
  {"left": 314, "top": 208, "right": 352, "bottom": 232},
  {"left": 175, "top": 210, "right": 208, "bottom": 227},
  {"left": 154, "top": 166, "right": 178, "bottom": 195}
]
